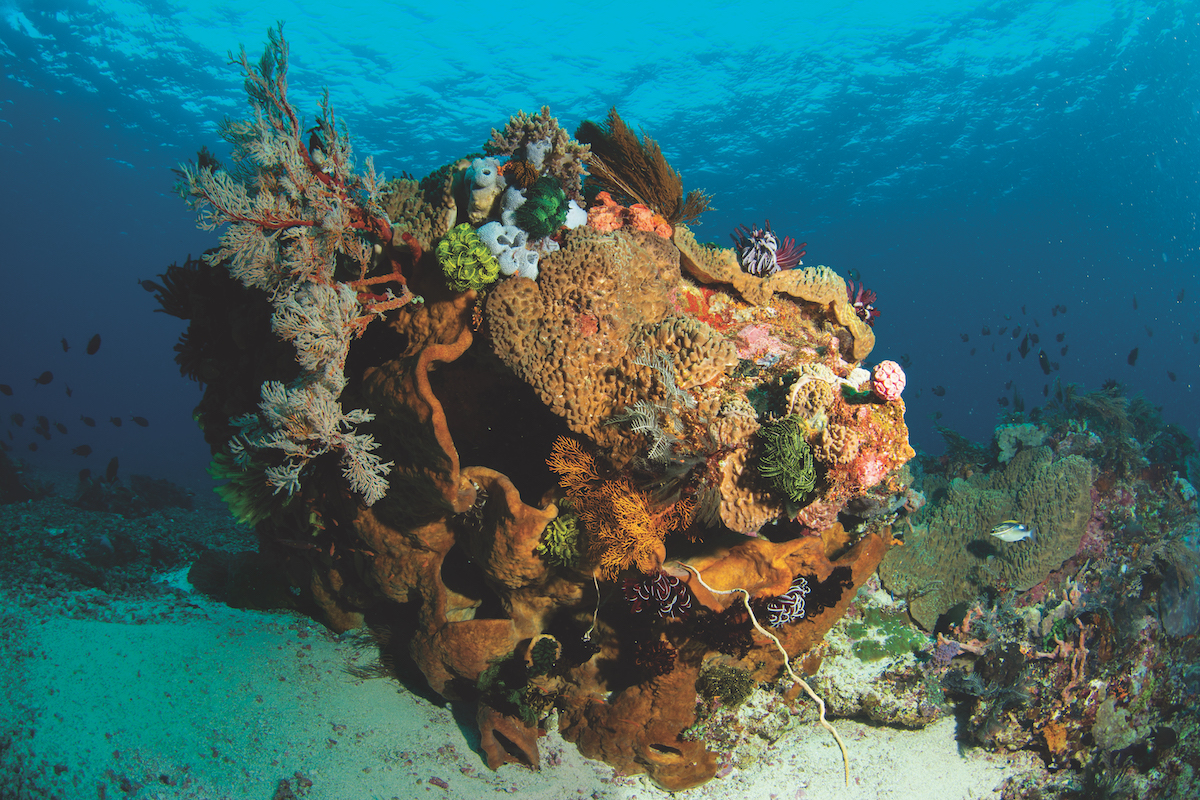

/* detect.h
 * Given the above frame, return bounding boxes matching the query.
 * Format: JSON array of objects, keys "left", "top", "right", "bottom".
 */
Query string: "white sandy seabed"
[{"left": 0, "top": 571, "right": 1040, "bottom": 800}]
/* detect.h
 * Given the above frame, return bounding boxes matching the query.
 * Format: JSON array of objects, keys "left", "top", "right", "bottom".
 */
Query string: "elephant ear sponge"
[
  {"left": 516, "top": 176, "right": 568, "bottom": 239},
  {"left": 437, "top": 223, "right": 502, "bottom": 293}
]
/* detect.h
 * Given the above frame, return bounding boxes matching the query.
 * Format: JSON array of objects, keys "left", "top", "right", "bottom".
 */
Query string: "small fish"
[
  {"left": 36, "top": 415, "right": 49, "bottom": 430},
  {"left": 1004, "top": 380, "right": 1013, "bottom": 390},
  {"left": 28, "top": 442, "right": 37, "bottom": 452},
  {"left": 1038, "top": 350, "right": 1051, "bottom": 375},
  {"left": 105, "top": 456, "right": 119, "bottom": 482},
  {"left": 899, "top": 354, "right": 912, "bottom": 368},
  {"left": 1179, "top": 288, "right": 1186, "bottom": 303},
  {"left": 54, "top": 422, "right": 67, "bottom": 435},
  {"left": 1021, "top": 305, "right": 1027, "bottom": 315},
  {"left": 1056, "top": 332, "right": 1065, "bottom": 342},
  {"left": 847, "top": 268, "right": 861, "bottom": 282},
  {"left": 110, "top": 416, "right": 123, "bottom": 427},
  {"left": 1194, "top": 331, "right": 1200, "bottom": 344},
  {"left": 1168, "top": 371, "right": 1177, "bottom": 382},
  {"left": 1128, "top": 347, "right": 1139, "bottom": 366},
  {"left": 0, "top": 384, "right": 11, "bottom": 396},
  {"left": 1133, "top": 295, "right": 1138, "bottom": 310},
  {"left": 80, "top": 416, "right": 96, "bottom": 427},
  {"left": 931, "top": 385, "right": 947, "bottom": 397},
  {"left": 1006, "top": 352, "right": 1013, "bottom": 362},
  {"left": 981, "top": 326, "right": 991, "bottom": 335},
  {"left": 932, "top": 411, "right": 943, "bottom": 420},
  {"left": 1018, "top": 335, "right": 1031, "bottom": 358},
  {"left": 1030, "top": 333, "right": 1039, "bottom": 344},
  {"left": 61, "top": 338, "right": 69, "bottom": 352},
  {"left": 71, "top": 445, "right": 93, "bottom": 457},
  {"left": 1033, "top": 318, "right": 1040, "bottom": 328},
  {"left": 1145, "top": 325, "right": 1154, "bottom": 338},
  {"left": 997, "top": 396, "right": 1010, "bottom": 407},
  {"left": 78, "top": 468, "right": 92, "bottom": 482},
  {"left": 65, "top": 384, "right": 72, "bottom": 397},
  {"left": 1042, "top": 384, "right": 1049, "bottom": 396},
  {"left": 33, "top": 371, "right": 53, "bottom": 386},
  {"left": 1057, "top": 304, "right": 1067, "bottom": 315},
  {"left": 960, "top": 333, "right": 969, "bottom": 342},
  {"left": 1012, "top": 327, "right": 1022, "bottom": 339},
  {"left": 86, "top": 334, "right": 101, "bottom": 355},
  {"left": 990, "top": 520, "right": 1036, "bottom": 543},
  {"left": 970, "top": 347, "right": 976, "bottom": 356},
  {"left": 138, "top": 278, "right": 163, "bottom": 293},
  {"left": 130, "top": 416, "right": 149, "bottom": 427},
  {"left": 10, "top": 413, "right": 24, "bottom": 427},
  {"left": 998, "top": 326, "right": 1008, "bottom": 335},
  {"left": 1061, "top": 346, "right": 1069, "bottom": 356}
]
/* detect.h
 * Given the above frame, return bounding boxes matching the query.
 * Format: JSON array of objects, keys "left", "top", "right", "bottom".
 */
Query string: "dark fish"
[
  {"left": 1056, "top": 332, "right": 1065, "bottom": 342},
  {"left": 1033, "top": 318, "right": 1040, "bottom": 328},
  {"left": 998, "top": 326, "right": 1008, "bottom": 335},
  {"left": 931, "top": 385, "right": 947, "bottom": 397},
  {"left": 847, "top": 269, "right": 860, "bottom": 282},
  {"left": 78, "top": 468, "right": 91, "bottom": 482},
  {"left": 0, "top": 440, "right": 8, "bottom": 452},
  {"left": 10, "top": 413, "right": 24, "bottom": 427},
  {"left": 28, "top": 442, "right": 37, "bottom": 452},
  {"left": 1145, "top": 325, "right": 1153, "bottom": 337},
  {"left": 0, "top": 384, "right": 10, "bottom": 396},
  {"left": 1195, "top": 332, "right": 1199, "bottom": 344},
  {"left": 1133, "top": 295, "right": 1138, "bottom": 310},
  {"left": 1051, "top": 305, "right": 1058, "bottom": 317},
  {"left": 997, "top": 397, "right": 1009, "bottom": 407},
  {"left": 1038, "top": 350, "right": 1051, "bottom": 375},
  {"left": 138, "top": 278, "right": 163, "bottom": 293},
  {"left": 105, "top": 456, "right": 119, "bottom": 482},
  {"left": 60, "top": 338, "right": 69, "bottom": 352},
  {"left": 65, "top": 384, "right": 72, "bottom": 397},
  {"left": 1030, "top": 333, "right": 1039, "bottom": 345},
  {"left": 960, "top": 333, "right": 969, "bottom": 342},
  {"left": 1128, "top": 347, "right": 1139, "bottom": 366},
  {"left": 1052, "top": 361, "right": 1060, "bottom": 371},
  {"left": 1061, "top": 346, "right": 1069, "bottom": 356},
  {"left": 1012, "top": 327, "right": 1022, "bottom": 339},
  {"left": 1021, "top": 305, "right": 1027, "bottom": 315},
  {"left": 1006, "top": 352, "right": 1013, "bottom": 362},
  {"left": 1058, "top": 304, "right": 1067, "bottom": 314},
  {"left": 1004, "top": 314, "right": 1012, "bottom": 321},
  {"left": 932, "top": 411, "right": 943, "bottom": 420},
  {"left": 1018, "top": 335, "right": 1031, "bottom": 358},
  {"left": 86, "top": 334, "right": 101, "bottom": 355},
  {"left": 110, "top": 416, "right": 123, "bottom": 427},
  {"left": 981, "top": 326, "right": 991, "bottom": 335},
  {"left": 970, "top": 347, "right": 976, "bottom": 356},
  {"left": 1004, "top": 380, "right": 1013, "bottom": 390},
  {"left": 899, "top": 354, "right": 912, "bottom": 368},
  {"left": 81, "top": 416, "right": 96, "bottom": 427},
  {"left": 37, "top": 427, "right": 51, "bottom": 441},
  {"left": 1043, "top": 384, "right": 1049, "bottom": 396},
  {"left": 71, "top": 444, "right": 93, "bottom": 457},
  {"left": 1168, "top": 371, "right": 1177, "bottom": 382},
  {"left": 36, "top": 416, "right": 49, "bottom": 430},
  {"left": 1179, "top": 288, "right": 1186, "bottom": 302},
  {"left": 54, "top": 422, "right": 67, "bottom": 435},
  {"left": 130, "top": 416, "right": 149, "bottom": 427},
  {"left": 33, "top": 371, "right": 53, "bottom": 386}
]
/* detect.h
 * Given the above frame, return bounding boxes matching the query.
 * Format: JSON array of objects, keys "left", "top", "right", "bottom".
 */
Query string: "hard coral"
[{"left": 871, "top": 360, "right": 906, "bottom": 402}]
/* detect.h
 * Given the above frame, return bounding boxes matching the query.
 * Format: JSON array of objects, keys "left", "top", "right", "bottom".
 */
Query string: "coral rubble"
[{"left": 165, "top": 29, "right": 920, "bottom": 792}]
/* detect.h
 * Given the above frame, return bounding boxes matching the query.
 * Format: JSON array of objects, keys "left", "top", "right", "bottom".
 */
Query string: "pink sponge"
[{"left": 872, "top": 360, "right": 906, "bottom": 402}]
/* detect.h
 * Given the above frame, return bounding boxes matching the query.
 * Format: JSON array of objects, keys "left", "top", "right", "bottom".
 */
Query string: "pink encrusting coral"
[
  {"left": 734, "top": 323, "right": 794, "bottom": 363},
  {"left": 871, "top": 360, "right": 906, "bottom": 402}
]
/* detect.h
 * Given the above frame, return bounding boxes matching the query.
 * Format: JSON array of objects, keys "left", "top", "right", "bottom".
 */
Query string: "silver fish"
[{"left": 990, "top": 520, "right": 1036, "bottom": 543}]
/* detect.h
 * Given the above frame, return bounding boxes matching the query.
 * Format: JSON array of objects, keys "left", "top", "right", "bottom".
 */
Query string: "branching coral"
[
  {"left": 437, "top": 223, "right": 501, "bottom": 293},
  {"left": 575, "top": 107, "right": 712, "bottom": 226},
  {"left": 175, "top": 24, "right": 414, "bottom": 507}
]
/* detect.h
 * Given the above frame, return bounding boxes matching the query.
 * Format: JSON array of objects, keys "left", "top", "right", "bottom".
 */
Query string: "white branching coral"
[
  {"left": 230, "top": 381, "right": 393, "bottom": 505},
  {"left": 176, "top": 24, "right": 414, "bottom": 507}
]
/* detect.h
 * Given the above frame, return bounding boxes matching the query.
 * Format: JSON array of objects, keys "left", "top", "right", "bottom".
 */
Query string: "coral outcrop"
[{"left": 166, "top": 29, "right": 919, "bottom": 793}]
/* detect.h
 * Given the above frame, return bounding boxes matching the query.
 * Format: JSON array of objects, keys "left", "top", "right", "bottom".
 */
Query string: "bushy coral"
[
  {"left": 515, "top": 176, "right": 568, "bottom": 238},
  {"left": 437, "top": 223, "right": 502, "bottom": 293},
  {"left": 757, "top": 415, "right": 817, "bottom": 503}
]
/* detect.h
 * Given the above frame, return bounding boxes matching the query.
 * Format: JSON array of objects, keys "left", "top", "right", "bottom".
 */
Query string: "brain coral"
[{"left": 879, "top": 446, "right": 1094, "bottom": 630}]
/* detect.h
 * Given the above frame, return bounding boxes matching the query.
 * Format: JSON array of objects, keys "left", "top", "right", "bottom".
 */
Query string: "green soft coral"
[
  {"left": 758, "top": 415, "right": 816, "bottom": 503},
  {"left": 515, "top": 176, "right": 568, "bottom": 238},
  {"left": 437, "top": 223, "right": 501, "bottom": 292}
]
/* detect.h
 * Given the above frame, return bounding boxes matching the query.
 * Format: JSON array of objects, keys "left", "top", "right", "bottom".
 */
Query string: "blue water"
[{"left": 2, "top": 0, "right": 1197, "bottom": 490}]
